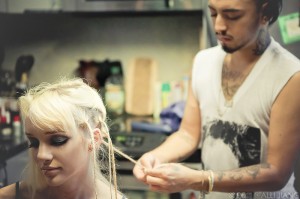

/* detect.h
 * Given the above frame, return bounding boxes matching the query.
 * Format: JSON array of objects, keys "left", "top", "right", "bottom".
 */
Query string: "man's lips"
[{"left": 217, "top": 36, "right": 232, "bottom": 42}]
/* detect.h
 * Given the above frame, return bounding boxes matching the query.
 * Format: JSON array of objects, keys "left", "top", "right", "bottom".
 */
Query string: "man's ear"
[{"left": 260, "top": 2, "right": 270, "bottom": 25}]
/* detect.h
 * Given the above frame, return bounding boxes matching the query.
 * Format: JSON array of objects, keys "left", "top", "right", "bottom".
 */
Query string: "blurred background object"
[{"left": 14, "top": 55, "right": 34, "bottom": 98}]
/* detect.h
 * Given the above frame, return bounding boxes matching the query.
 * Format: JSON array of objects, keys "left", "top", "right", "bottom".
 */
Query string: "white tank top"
[{"left": 192, "top": 39, "right": 300, "bottom": 199}]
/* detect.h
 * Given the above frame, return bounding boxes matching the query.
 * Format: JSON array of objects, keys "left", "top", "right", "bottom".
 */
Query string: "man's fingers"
[
  {"left": 146, "top": 175, "right": 167, "bottom": 186},
  {"left": 149, "top": 185, "right": 169, "bottom": 193}
]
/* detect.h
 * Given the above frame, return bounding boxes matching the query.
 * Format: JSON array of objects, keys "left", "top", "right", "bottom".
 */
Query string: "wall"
[
  {"left": 0, "top": 13, "right": 202, "bottom": 86},
  {"left": 269, "top": 0, "right": 300, "bottom": 59}
]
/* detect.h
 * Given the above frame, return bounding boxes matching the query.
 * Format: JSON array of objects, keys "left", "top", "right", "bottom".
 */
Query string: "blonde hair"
[{"left": 19, "top": 77, "right": 122, "bottom": 199}]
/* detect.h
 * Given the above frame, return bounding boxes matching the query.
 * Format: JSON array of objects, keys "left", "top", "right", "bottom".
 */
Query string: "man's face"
[{"left": 208, "top": 0, "right": 263, "bottom": 53}]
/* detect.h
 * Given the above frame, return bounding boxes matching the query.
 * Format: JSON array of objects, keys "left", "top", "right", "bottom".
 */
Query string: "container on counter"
[{"left": 105, "top": 66, "right": 125, "bottom": 118}]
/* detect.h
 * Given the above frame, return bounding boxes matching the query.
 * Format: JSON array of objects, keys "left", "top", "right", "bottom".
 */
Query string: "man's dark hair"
[{"left": 255, "top": 0, "right": 283, "bottom": 25}]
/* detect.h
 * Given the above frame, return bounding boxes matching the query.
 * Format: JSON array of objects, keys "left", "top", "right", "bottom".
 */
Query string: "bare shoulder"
[
  {"left": 274, "top": 71, "right": 300, "bottom": 104},
  {"left": 288, "top": 71, "right": 300, "bottom": 89},
  {"left": 0, "top": 183, "right": 16, "bottom": 199},
  {"left": 0, "top": 182, "right": 31, "bottom": 199}
]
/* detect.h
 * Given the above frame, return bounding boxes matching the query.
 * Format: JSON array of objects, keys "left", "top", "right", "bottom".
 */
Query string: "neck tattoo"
[{"left": 253, "top": 29, "right": 271, "bottom": 55}]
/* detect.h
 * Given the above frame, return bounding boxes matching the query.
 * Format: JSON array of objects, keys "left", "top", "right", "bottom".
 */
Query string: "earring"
[{"left": 88, "top": 144, "right": 93, "bottom": 152}]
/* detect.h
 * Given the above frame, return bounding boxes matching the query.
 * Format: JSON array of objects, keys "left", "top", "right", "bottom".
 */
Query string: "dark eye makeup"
[
  {"left": 27, "top": 135, "right": 69, "bottom": 148},
  {"left": 28, "top": 138, "right": 39, "bottom": 148},
  {"left": 51, "top": 136, "right": 69, "bottom": 146}
]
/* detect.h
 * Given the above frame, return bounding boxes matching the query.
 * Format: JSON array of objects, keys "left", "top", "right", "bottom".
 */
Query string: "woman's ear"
[
  {"left": 93, "top": 128, "right": 102, "bottom": 146},
  {"left": 88, "top": 128, "right": 103, "bottom": 152}
]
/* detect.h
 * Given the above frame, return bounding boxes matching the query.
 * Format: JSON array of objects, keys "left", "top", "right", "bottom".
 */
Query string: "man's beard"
[{"left": 221, "top": 44, "right": 243, "bottom": 54}]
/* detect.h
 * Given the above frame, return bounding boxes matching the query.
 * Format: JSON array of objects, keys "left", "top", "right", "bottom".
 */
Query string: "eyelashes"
[
  {"left": 51, "top": 136, "right": 69, "bottom": 146},
  {"left": 27, "top": 136, "right": 69, "bottom": 149},
  {"left": 28, "top": 139, "right": 39, "bottom": 148}
]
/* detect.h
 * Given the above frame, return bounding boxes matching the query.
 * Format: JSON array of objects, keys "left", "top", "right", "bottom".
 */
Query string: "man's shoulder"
[
  {"left": 270, "top": 39, "right": 300, "bottom": 65},
  {"left": 195, "top": 45, "right": 223, "bottom": 60},
  {"left": 198, "top": 45, "right": 221, "bottom": 55}
]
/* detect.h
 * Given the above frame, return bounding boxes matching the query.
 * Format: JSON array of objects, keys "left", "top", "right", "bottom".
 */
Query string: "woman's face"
[{"left": 25, "top": 118, "right": 91, "bottom": 187}]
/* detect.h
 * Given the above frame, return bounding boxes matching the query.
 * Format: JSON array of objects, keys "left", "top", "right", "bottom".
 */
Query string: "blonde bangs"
[{"left": 25, "top": 90, "right": 78, "bottom": 134}]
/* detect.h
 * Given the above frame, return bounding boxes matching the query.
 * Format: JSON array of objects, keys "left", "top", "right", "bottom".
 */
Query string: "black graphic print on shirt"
[
  {"left": 202, "top": 120, "right": 261, "bottom": 199},
  {"left": 203, "top": 119, "right": 261, "bottom": 168}
]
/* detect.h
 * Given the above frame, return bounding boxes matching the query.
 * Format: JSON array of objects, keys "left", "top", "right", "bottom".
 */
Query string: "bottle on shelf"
[
  {"left": 0, "top": 114, "right": 12, "bottom": 142},
  {"left": 13, "top": 115, "right": 22, "bottom": 143},
  {"left": 105, "top": 66, "right": 125, "bottom": 118},
  {"left": 161, "top": 82, "right": 171, "bottom": 109}
]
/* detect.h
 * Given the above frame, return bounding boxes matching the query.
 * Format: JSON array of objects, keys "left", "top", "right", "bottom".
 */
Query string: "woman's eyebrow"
[
  {"left": 26, "top": 131, "right": 61, "bottom": 137},
  {"left": 45, "top": 131, "right": 58, "bottom": 135},
  {"left": 45, "top": 131, "right": 68, "bottom": 136}
]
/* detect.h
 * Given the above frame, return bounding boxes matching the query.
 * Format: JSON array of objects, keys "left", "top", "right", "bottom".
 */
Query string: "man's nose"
[{"left": 214, "top": 15, "right": 227, "bottom": 33}]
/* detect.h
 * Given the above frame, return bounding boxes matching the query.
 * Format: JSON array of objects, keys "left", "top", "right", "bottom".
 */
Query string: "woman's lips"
[{"left": 41, "top": 167, "right": 61, "bottom": 177}]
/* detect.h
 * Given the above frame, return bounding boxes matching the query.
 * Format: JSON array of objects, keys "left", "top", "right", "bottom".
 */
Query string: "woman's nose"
[{"left": 36, "top": 144, "right": 53, "bottom": 162}]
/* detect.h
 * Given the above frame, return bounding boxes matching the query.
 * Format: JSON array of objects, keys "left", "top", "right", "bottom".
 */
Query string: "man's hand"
[
  {"left": 133, "top": 153, "right": 161, "bottom": 184},
  {"left": 145, "top": 163, "right": 201, "bottom": 193}
]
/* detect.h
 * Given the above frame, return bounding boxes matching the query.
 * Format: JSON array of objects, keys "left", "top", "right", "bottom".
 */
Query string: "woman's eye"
[
  {"left": 28, "top": 139, "right": 39, "bottom": 148},
  {"left": 51, "top": 136, "right": 69, "bottom": 146}
]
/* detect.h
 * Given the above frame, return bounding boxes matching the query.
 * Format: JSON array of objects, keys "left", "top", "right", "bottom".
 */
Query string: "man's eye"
[
  {"left": 226, "top": 15, "right": 241, "bottom": 20},
  {"left": 28, "top": 139, "right": 39, "bottom": 148},
  {"left": 51, "top": 136, "right": 69, "bottom": 146},
  {"left": 210, "top": 12, "right": 217, "bottom": 18}
]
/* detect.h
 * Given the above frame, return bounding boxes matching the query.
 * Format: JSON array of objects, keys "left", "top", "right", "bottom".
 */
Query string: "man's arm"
[
  {"left": 148, "top": 77, "right": 202, "bottom": 163},
  {"left": 133, "top": 74, "right": 202, "bottom": 183},
  {"left": 145, "top": 72, "right": 300, "bottom": 193}
]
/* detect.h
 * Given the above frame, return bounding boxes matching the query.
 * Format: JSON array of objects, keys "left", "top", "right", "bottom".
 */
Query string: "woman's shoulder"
[
  {"left": 0, "top": 183, "right": 17, "bottom": 199},
  {"left": 0, "top": 181, "right": 31, "bottom": 199}
]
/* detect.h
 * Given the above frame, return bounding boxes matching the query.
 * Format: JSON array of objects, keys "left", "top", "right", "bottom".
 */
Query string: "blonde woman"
[{"left": 0, "top": 78, "right": 127, "bottom": 199}]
